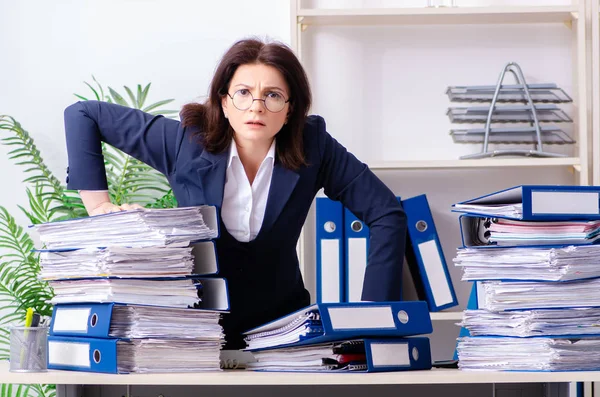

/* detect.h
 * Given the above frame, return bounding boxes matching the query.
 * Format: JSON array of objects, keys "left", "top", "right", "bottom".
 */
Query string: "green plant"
[{"left": 0, "top": 76, "right": 179, "bottom": 397}]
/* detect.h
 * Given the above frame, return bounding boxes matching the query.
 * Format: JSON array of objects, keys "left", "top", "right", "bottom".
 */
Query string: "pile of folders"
[
  {"left": 242, "top": 301, "right": 434, "bottom": 372},
  {"left": 452, "top": 185, "right": 600, "bottom": 371},
  {"left": 33, "top": 206, "right": 229, "bottom": 373}
]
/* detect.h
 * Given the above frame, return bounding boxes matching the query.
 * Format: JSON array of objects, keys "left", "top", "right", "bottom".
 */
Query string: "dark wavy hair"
[{"left": 181, "top": 38, "right": 312, "bottom": 170}]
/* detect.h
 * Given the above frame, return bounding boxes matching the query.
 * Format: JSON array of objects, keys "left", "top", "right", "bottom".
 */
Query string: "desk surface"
[{"left": 1, "top": 362, "right": 600, "bottom": 385}]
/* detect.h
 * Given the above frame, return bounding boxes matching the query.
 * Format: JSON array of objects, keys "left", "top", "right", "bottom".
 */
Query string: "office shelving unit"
[
  {"left": 592, "top": 0, "right": 600, "bottom": 185},
  {"left": 291, "top": 1, "right": 589, "bottom": 181},
  {"left": 291, "top": 1, "right": 591, "bottom": 328}
]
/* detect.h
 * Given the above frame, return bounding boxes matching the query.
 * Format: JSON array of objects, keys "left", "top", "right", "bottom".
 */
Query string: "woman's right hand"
[
  {"left": 79, "top": 190, "right": 144, "bottom": 216},
  {"left": 88, "top": 202, "right": 145, "bottom": 216}
]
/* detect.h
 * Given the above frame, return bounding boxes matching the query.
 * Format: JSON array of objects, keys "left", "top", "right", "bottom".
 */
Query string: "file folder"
[
  {"left": 344, "top": 197, "right": 401, "bottom": 302},
  {"left": 194, "top": 277, "right": 230, "bottom": 311},
  {"left": 248, "top": 337, "right": 432, "bottom": 372},
  {"left": 48, "top": 335, "right": 119, "bottom": 373},
  {"left": 191, "top": 241, "right": 220, "bottom": 275},
  {"left": 459, "top": 215, "right": 495, "bottom": 247},
  {"left": 48, "top": 276, "right": 229, "bottom": 310},
  {"left": 344, "top": 208, "right": 369, "bottom": 302},
  {"left": 403, "top": 195, "right": 457, "bottom": 312},
  {"left": 315, "top": 197, "right": 345, "bottom": 303},
  {"left": 453, "top": 185, "right": 600, "bottom": 221},
  {"left": 348, "top": 337, "right": 432, "bottom": 372},
  {"left": 458, "top": 214, "right": 600, "bottom": 248},
  {"left": 244, "top": 301, "right": 433, "bottom": 351},
  {"left": 49, "top": 302, "right": 223, "bottom": 338},
  {"left": 47, "top": 335, "right": 222, "bottom": 373},
  {"left": 38, "top": 240, "right": 221, "bottom": 280},
  {"left": 50, "top": 303, "right": 116, "bottom": 337}
]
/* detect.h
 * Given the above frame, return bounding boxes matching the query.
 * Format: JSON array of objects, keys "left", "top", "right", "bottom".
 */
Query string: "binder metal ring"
[
  {"left": 416, "top": 220, "right": 428, "bottom": 232},
  {"left": 412, "top": 347, "right": 419, "bottom": 361},
  {"left": 350, "top": 220, "right": 363, "bottom": 233},
  {"left": 397, "top": 310, "right": 409, "bottom": 324},
  {"left": 324, "top": 221, "right": 336, "bottom": 233},
  {"left": 93, "top": 349, "right": 101, "bottom": 364},
  {"left": 90, "top": 313, "right": 98, "bottom": 327}
]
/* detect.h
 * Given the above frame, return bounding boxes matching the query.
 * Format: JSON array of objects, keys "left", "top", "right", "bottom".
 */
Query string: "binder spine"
[{"left": 316, "top": 198, "right": 345, "bottom": 303}]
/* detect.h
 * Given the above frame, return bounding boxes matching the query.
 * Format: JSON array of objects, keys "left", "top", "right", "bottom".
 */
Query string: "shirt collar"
[{"left": 227, "top": 139, "right": 276, "bottom": 169}]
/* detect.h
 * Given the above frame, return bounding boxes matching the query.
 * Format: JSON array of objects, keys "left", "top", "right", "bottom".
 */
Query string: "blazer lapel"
[
  {"left": 196, "top": 149, "right": 228, "bottom": 208},
  {"left": 260, "top": 159, "right": 299, "bottom": 234}
]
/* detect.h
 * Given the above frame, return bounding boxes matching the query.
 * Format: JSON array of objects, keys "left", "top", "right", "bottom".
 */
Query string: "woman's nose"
[{"left": 249, "top": 98, "right": 266, "bottom": 113}]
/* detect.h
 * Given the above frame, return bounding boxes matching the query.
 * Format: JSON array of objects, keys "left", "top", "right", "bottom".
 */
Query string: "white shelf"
[
  {"left": 297, "top": 6, "right": 577, "bottom": 26},
  {"left": 367, "top": 157, "right": 581, "bottom": 170},
  {"left": 0, "top": 363, "right": 598, "bottom": 386},
  {"left": 430, "top": 311, "right": 462, "bottom": 321}
]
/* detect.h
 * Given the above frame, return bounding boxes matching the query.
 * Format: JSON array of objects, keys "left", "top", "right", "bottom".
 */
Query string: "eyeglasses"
[{"left": 227, "top": 89, "right": 290, "bottom": 113}]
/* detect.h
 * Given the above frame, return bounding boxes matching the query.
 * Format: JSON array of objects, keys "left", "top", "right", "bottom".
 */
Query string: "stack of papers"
[
  {"left": 244, "top": 310, "right": 322, "bottom": 351},
  {"left": 487, "top": 218, "right": 600, "bottom": 246},
  {"left": 38, "top": 246, "right": 195, "bottom": 280},
  {"left": 109, "top": 305, "right": 223, "bottom": 339},
  {"left": 33, "top": 206, "right": 218, "bottom": 249},
  {"left": 457, "top": 337, "right": 600, "bottom": 371},
  {"left": 453, "top": 203, "right": 523, "bottom": 219},
  {"left": 461, "top": 308, "right": 600, "bottom": 337},
  {"left": 48, "top": 278, "right": 201, "bottom": 308},
  {"left": 478, "top": 278, "right": 600, "bottom": 311},
  {"left": 117, "top": 339, "right": 222, "bottom": 373},
  {"left": 455, "top": 245, "right": 600, "bottom": 281},
  {"left": 247, "top": 340, "right": 368, "bottom": 372}
]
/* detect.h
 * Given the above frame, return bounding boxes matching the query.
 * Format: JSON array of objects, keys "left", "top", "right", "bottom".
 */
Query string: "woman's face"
[{"left": 222, "top": 63, "right": 290, "bottom": 148}]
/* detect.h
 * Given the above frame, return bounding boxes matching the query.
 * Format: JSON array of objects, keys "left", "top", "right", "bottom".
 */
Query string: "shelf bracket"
[
  {"left": 563, "top": 19, "right": 572, "bottom": 30},
  {"left": 297, "top": 16, "right": 308, "bottom": 32}
]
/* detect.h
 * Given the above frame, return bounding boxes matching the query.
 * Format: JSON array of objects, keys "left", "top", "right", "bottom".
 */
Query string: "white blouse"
[{"left": 221, "top": 139, "right": 276, "bottom": 242}]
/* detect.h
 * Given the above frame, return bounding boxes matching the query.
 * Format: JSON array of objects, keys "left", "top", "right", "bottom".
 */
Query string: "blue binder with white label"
[
  {"left": 403, "top": 194, "right": 457, "bottom": 312},
  {"left": 452, "top": 185, "right": 600, "bottom": 221},
  {"left": 344, "top": 197, "right": 401, "bottom": 302},
  {"left": 243, "top": 301, "right": 433, "bottom": 351},
  {"left": 47, "top": 335, "right": 119, "bottom": 373},
  {"left": 351, "top": 337, "right": 432, "bottom": 372},
  {"left": 248, "top": 337, "right": 432, "bottom": 372},
  {"left": 316, "top": 197, "right": 345, "bottom": 303},
  {"left": 49, "top": 302, "right": 224, "bottom": 338},
  {"left": 344, "top": 208, "right": 370, "bottom": 302}
]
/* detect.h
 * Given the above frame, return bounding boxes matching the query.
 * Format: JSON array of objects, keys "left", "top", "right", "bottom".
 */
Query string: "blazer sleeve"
[
  {"left": 63, "top": 100, "right": 183, "bottom": 190},
  {"left": 315, "top": 116, "right": 407, "bottom": 302}
]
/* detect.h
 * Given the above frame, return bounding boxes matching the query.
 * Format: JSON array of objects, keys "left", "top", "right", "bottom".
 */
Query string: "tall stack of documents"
[
  {"left": 32, "top": 206, "right": 230, "bottom": 373},
  {"left": 242, "top": 301, "right": 434, "bottom": 372},
  {"left": 451, "top": 185, "right": 600, "bottom": 371}
]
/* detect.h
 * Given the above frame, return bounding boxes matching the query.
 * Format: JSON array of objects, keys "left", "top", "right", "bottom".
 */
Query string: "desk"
[{"left": 0, "top": 362, "right": 593, "bottom": 397}]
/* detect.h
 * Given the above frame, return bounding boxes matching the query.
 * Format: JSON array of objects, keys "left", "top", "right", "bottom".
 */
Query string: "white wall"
[{"left": 0, "top": 0, "right": 290, "bottom": 227}]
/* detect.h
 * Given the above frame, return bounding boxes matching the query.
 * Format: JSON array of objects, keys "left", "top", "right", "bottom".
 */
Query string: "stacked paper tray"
[
  {"left": 450, "top": 125, "right": 574, "bottom": 144},
  {"left": 446, "top": 84, "right": 573, "bottom": 104},
  {"left": 447, "top": 105, "right": 572, "bottom": 124}
]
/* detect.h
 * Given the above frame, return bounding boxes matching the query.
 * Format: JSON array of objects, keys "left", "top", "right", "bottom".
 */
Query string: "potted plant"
[{"left": 0, "top": 77, "right": 178, "bottom": 397}]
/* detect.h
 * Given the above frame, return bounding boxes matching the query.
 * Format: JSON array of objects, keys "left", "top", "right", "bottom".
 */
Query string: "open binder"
[
  {"left": 243, "top": 301, "right": 432, "bottom": 351},
  {"left": 246, "top": 337, "right": 432, "bottom": 372}
]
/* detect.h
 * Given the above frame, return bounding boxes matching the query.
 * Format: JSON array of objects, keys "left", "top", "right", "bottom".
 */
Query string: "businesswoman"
[{"left": 64, "top": 38, "right": 407, "bottom": 349}]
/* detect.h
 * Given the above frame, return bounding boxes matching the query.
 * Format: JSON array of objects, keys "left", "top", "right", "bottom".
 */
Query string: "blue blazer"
[{"left": 64, "top": 101, "right": 407, "bottom": 345}]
